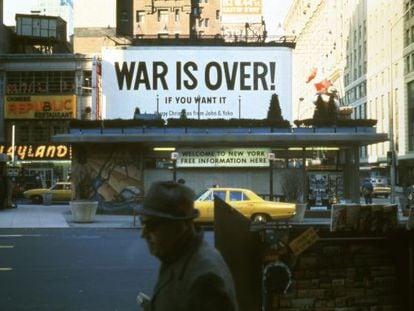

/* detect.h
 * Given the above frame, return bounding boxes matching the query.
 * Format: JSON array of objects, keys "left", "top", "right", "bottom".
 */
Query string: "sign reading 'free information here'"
[{"left": 176, "top": 148, "right": 271, "bottom": 167}]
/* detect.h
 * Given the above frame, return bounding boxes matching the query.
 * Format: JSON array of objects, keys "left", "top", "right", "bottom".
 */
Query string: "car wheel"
[
  {"left": 252, "top": 213, "right": 269, "bottom": 223},
  {"left": 31, "top": 195, "right": 43, "bottom": 204}
]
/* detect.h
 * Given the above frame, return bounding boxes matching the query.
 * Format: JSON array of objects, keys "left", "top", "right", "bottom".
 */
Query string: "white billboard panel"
[{"left": 101, "top": 46, "right": 292, "bottom": 121}]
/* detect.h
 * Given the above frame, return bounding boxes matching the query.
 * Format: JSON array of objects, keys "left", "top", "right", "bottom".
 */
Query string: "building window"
[
  {"left": 33, "top": 126, "right": 49, "bottom": 142},
  {"left": 198, "top": 18, "right": 202, "bottom": 27},
  {"left": 48, "top": 71, "right": 61, "bottom": 93},
  {"left": 17, "top": 126, "right": 29, "bottom": 143},
  {"left": 411, "top": 26, "right": 414, "bottom": 43},
  {"left": 205, "top": 18, "right": 209, "bottom": 27},
  {"left": 158, "top": 10, "right": 168, "bottom": 23},
  {"left": 216, "top": 10, "right": 219, "bottom": 19},
  {"left": 120, "top": 10, "right": 129, "bottom": 22},
  {"left": 20, "top": 72, "right": 34, "bottom": 94},
  {"left": 34, "top": 72, "right": 47, "bottom": 93},
  {"left": 193, "top": 7, "right": 200, "bottom": 17},
  {"left": 136, "top": 11, "right": 145, "bottom": 23},
  {"left": 175, "top": 9, "right": 180, "bottom": 22},
  {"left": 82, "top": 71, "right": 92, "bottom": 95},
  {"left": 411, "top": 53, "right": 414, "bottom": 73},
  {"left": 5, "top": 71, "right": 75, "bottom": 95},
  {"left": 62, "top": 72, "right": 75, "bottom": 93}
]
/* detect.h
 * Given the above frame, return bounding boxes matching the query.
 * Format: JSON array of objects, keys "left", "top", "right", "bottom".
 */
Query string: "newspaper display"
[{"left": 331, "top": 204, "right": 398, "bottom": 232}]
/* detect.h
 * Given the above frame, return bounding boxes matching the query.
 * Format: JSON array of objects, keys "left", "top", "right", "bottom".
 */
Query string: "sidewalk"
[{"left": 0, "top": 204, "right": 138, "bottom": 229}]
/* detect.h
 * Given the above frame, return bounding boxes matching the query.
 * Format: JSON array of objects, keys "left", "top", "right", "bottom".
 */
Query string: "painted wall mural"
[{"left": 71, "top": 144, "right": 144, "bottom": 213}]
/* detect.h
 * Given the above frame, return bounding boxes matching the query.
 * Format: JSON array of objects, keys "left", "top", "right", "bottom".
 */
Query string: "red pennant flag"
[{"left": 306, "top": 67, "right": 317, "bottom": 83}]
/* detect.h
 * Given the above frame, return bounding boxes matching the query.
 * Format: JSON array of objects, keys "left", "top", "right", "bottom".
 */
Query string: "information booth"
[{"left": 52, "top": 124, "right": 387, "bottom": 213}]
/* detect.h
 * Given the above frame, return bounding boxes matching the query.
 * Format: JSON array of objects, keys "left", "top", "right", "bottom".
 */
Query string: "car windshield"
[{"left": 196, "top": 189, "right": 213, "bottom": 201}]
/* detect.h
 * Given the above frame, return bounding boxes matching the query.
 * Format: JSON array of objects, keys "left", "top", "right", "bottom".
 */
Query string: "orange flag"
[{"left": 306, "top": 67, "right": 317, "bottom": 83}]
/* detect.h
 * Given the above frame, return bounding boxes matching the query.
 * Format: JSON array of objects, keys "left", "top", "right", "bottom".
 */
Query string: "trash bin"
[{"left": 42, "top": 192, "right": 53, "bottom": 205}]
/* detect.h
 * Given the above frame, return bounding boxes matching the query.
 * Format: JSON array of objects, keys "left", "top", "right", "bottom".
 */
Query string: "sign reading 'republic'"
[
  {"left": 4, "top": 95, "right": 76, "bottom": 119},
  {"left": 176, "top": 148, "right": 271, "bottom": 167},
  {"left": 102, "top": 46, "right": 292, "bottom": 121}
]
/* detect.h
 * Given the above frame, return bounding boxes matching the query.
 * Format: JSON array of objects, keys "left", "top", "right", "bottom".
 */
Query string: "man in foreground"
[{"left": 136, "top": 180, "right": 239, "bottom": 311}]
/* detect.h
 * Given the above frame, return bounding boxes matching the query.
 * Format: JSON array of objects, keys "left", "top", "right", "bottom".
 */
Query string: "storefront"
[
  {"left": 0, "top": 54, "right": 94, "bottom": 193},
  {"left": 4, "top": 143, "right": 71, "bottom": 195}
]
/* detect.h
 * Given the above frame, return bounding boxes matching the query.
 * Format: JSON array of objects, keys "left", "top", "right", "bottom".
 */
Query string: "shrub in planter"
[
  {"left": 70, "top": 146, "right": 98, "bottom": 222},
  {"left": 293, "top": 118, "right": 377, "bottom": 128},
  {"left": 70, "top": 118, "right": 165, "bottom": 129},
  {"left": 167, "top": 118, "right": 291, "bottom": 128}
]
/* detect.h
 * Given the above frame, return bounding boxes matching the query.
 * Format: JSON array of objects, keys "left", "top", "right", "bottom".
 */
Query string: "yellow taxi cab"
[
  {"left": 23, "top": 182, "right": 72, "bottom": 204},
  {"left": 372, "top": 183, "right": 391, "bottom": 198},
  {"left": 194, "top": 187, "right": 296, "bottom": 223}
]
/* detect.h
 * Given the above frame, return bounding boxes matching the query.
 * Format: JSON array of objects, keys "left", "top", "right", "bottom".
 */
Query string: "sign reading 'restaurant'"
[
  {"left": 176, "top": 148, "right": 271, "bottom": 167},
  {"left": 101, "top": 46, "right": 292, "bottom": 121}
]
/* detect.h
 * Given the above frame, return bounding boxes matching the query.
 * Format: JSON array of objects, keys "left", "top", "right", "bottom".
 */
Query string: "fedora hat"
[{"left": 136, "top": 181, "right": 199, "bottom": 220}]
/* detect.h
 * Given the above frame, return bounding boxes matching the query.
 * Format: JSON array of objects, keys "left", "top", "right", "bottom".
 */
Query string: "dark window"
[
  {"left": 212, "top": 190, "right": 226, "bottom": 201},
  {"left": 136, "top": 10, "right": 144, "bottom": 23},
  {"left": 48, "top": 71, "right": 61, "bottom": 93},
  {"left": 33, "top": 126, "right": 49, "bottom": 142},
  {"left": 408, "top": 81, "right": 414, "bottom": 151},
  {"left": 82, "top": 71, "right": 92, "bottom": 95}
]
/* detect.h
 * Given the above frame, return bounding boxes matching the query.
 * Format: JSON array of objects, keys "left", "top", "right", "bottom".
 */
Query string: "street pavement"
[
  {"left": 0, "top": 203, "right": 138, "bottom": 229},
  {"left": 0, "top": 196, "right": 407, "bottom": 229}
]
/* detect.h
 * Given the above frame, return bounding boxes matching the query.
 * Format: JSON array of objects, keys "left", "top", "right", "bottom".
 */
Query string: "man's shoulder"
[{"left": 186, "top": 241, "right": 229, "bottom": 274}]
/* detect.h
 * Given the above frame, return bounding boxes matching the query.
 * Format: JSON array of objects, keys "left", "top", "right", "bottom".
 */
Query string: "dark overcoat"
[{"left": 146, "top": 238, "right": 239, "bottom": 311}]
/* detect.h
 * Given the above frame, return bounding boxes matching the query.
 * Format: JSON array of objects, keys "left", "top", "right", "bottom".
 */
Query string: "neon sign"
[{"left": 0, "top": 144, "right": 71, "bottom": 160}]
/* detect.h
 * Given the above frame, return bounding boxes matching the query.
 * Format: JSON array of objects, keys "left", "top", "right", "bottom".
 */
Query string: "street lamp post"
[
  {"left": 171, "top": 152, "right": 178, "bottom": 182},
  {"left": 268, "top": 152, "right": 275, "bottom": 201}
]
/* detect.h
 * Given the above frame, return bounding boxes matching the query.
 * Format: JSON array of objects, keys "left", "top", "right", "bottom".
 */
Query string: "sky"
[
  {"left": 3, "top": 0, "right": 293, "bottom": 35},
  {"left": 3, "top": 0, "right": 38, "bottom": 25}
]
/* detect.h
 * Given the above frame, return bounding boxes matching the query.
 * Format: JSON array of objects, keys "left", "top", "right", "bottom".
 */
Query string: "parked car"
[
  {"left": 23, "top": 182, "right": 72, "bottom": 204},
  {"left": 194, "top": 187, "right": 296, "bottom": 223},
  {"left": 372, "top": 183, "right": 391, "bottom": 198}
]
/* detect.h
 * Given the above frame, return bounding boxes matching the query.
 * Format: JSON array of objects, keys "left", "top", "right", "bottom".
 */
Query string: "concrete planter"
[
  {"left": 290, "top": 203, "right": 307, "bottom": 223},
  {"left": 70, "top": 201, "right": 98, "bottom": 223},
  {"left": 42, "top": 192, "right": 53, "bottom": 205}
]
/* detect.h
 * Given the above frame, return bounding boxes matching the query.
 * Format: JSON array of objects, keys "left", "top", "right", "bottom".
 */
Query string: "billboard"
[
  {"left": 4, "top": 95, "right": 76, "bottom": 119},
  {"left": 101, "top": 46, "right": 292, "bottom": 121},
  {"left": 221, "top": 0, "right": 262, "bottom": 23}
]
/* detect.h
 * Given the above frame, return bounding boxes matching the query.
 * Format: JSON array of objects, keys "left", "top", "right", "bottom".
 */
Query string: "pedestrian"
[
  {"left": 136, "top": 180, "right": 239, "bottom": 311},
  {"left": 361, "top": 178, "right": 373, "bottom": 204}
]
